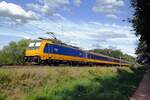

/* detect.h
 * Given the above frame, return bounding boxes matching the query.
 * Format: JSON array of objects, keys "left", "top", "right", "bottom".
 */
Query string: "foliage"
[
  {"left": 0, "top": 66, "right": 144, "bottom": 100},
  {"left": 90, "top": 49, "right": 135, "bottom": 62},
  {"left": 0, "top": 39, "right": 31, "bottom": 65},
  {"left": 131, "top": 0, "right": 150, "bottom": 63}
]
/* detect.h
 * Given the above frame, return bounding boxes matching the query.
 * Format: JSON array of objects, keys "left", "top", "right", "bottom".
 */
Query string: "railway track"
[{"left": 0, "top": 64, "right": 120, "bottom": 68}]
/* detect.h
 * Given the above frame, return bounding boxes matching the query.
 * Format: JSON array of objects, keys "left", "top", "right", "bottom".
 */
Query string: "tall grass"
[{"left": 0, "top": 66, "right": 145, "bottom": 100}]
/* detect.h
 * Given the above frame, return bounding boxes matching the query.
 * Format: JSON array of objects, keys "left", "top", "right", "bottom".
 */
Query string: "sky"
[{"left": 0, "top": 0, "right": 137, "bottom": 56}]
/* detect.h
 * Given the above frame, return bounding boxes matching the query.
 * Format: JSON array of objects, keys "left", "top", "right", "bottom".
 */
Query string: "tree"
[
  {"left": 131, "top": 0, "right": 150, "bottom": 63},
  {"left": 0, "top": 39, "right": 31, "bottom": 65}
]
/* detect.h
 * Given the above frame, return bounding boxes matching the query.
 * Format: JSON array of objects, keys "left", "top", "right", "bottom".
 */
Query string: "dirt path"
[{"left": 130, "top": 71, "right": 150, "bottom": 100}]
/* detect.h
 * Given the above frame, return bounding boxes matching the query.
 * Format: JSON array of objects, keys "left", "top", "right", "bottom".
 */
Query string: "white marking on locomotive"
[{"left": 54, "top": 48, "right": 58, "bottom": 52}]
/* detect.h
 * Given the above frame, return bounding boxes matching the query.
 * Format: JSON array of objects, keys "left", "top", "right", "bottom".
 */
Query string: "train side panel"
[{"left": 43, "top": 43, "right": 124, "bottom": 65}]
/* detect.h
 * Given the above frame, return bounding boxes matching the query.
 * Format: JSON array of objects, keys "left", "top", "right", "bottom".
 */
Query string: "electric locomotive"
[{"left": 24, "top": 39, "right": 131, "bottom": 66}]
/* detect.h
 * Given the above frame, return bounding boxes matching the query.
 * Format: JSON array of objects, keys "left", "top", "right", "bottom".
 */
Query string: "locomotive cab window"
[
  {"left": 35, "top": 42, "right": 41, "bottom": 47},
  {"left": 28, "top": 41, "right": 41, "bottom": 49},
  {"left": 28, "top": 42, "right": 35, "bottom": 47}
]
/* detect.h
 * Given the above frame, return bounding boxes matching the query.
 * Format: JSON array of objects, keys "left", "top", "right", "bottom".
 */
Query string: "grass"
[{"left": 0, "top": 66, "right": 145, "bottom": 100}]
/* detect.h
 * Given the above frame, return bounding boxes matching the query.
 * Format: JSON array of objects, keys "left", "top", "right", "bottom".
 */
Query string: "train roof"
[{"left": 39, "top": 38, "right": 83, "bottom": 50}]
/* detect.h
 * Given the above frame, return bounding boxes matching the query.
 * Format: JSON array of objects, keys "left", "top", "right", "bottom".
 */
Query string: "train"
[{"left": 24, "top": 39, "right": 132, "bottom": 66}]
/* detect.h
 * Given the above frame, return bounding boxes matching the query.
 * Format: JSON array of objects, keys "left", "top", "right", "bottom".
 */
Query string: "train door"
[
  {"left": 46, "top": 43, "right": 53, "bottom": 64},
  {"left": 48, "top": 43, "right": 50, "bottom": 57},
  {"left": 48, "top": 43, "right": 53, "bottom": 56},
  {"left": 85, "top": 52, "right": 88, "bottom": 58},
  {"left": 44, "top": 43, "right": 52, "bottom": 58}
]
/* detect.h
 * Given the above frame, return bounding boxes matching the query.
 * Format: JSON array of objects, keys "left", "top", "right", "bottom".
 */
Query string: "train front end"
[{"left": 24, "top": 40, "right": 42, "bottom": 64}]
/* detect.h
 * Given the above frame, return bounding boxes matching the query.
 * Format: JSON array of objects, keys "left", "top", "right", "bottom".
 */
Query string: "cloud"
[
  {"left": 27, "top": 0, "right": 83, "bottom": 15},
  {"left": 52, "top": 13, "right": 67, "bottom": 21},
  {"left": 106, "top": 14, "right": 118, "bottom": 19},
  {"left": 74, "top": 0, "right": 82, "bottom": 6},
  {"left": 27, "top": 0, "right": 70, "bottom": 15},
  {"left": 0, "top": 1, "right": 39, "bottom": 24},
  {"left": 92, "top": 0, "right": 124, "bottom": 19},
  {"left": 0, "top": 10, "right": 136, "bottom": 56},
  {"left": 69, "top": 41, "right": 81, "bottom": 47}
]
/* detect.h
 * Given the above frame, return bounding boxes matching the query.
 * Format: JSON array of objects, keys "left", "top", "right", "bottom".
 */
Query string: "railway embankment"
[{"left": 0, "top": 66, "right": 145, "bottom": 100}]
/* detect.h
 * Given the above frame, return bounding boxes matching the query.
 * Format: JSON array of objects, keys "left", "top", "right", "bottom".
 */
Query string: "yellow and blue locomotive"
[{"left": 24, "top": 39, "right": 131, "bottom": 66}]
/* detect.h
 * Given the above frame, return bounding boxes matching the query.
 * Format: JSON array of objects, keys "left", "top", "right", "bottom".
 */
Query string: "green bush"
[
  {"left": 26, "top": 68, "right": 144, "bottom": 100},
  {"left": 0, "top": 96, "right": 5, "bottom": 100},
  {"left": 0, "top": 39, "right": 30, "bottom": 65},
  {"left": 0, "top": 67, "right": 144, "bottom": 100}
]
